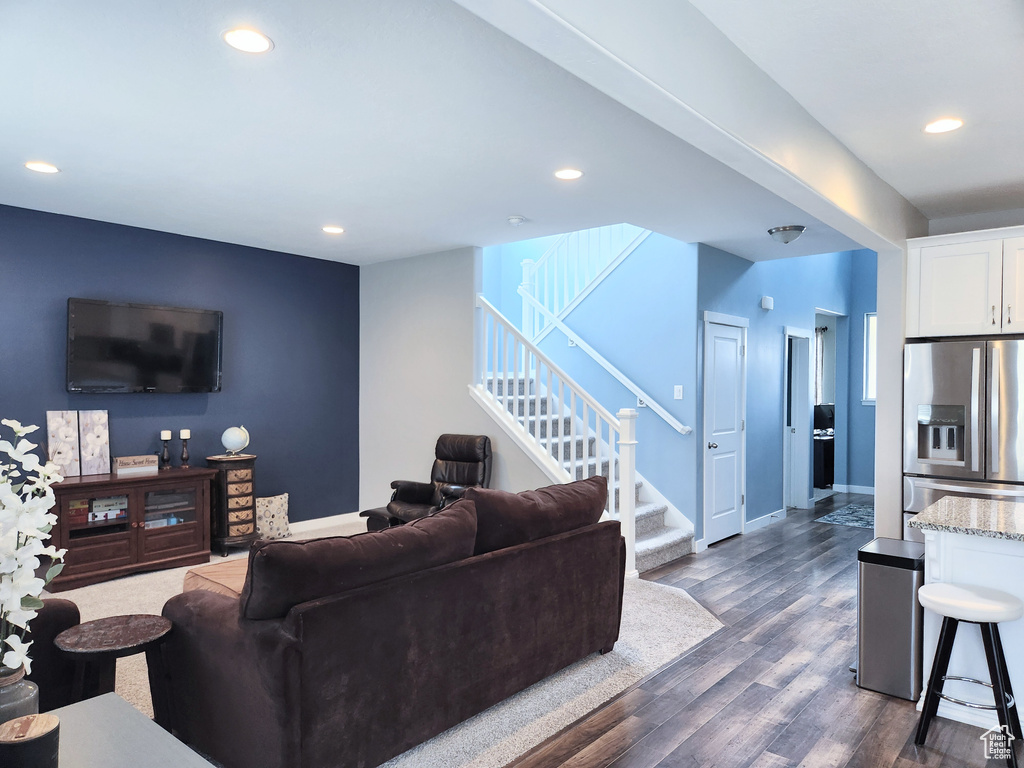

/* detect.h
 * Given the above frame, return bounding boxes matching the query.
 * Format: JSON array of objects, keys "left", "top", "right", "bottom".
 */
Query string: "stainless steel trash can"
[{"left": 856, "top": 537, "right": 926, "bottom": 700}]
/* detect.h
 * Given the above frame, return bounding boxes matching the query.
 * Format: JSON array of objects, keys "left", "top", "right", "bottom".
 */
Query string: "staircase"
[
  {"left": 483, "top": 371, "right": 693, "bottom": 574},
  {"left": 521, "top": 224, "right": 649, "bottom": 343}
]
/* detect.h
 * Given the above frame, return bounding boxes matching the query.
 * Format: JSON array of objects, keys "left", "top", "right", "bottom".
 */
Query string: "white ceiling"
[
  {"left": 3, "top": 0, "right": 1017, "bottom": 265},
  {"left": 687, "top": 0, "right": 1024, "bottom": 221}
]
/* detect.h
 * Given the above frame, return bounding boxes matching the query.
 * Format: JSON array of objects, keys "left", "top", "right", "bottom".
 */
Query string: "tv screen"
[{"left": 67, "top": 298, "right": 223, "bottom": 393}]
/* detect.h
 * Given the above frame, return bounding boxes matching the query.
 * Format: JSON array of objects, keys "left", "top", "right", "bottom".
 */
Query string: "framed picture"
[
  {"left": 79, "top": 409, "right": 111, "bottom": 476},
  {"left": 46, "top": 410, "right": 81, "bottom": 477}
]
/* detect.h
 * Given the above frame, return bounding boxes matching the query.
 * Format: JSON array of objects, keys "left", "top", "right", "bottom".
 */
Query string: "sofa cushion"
[
  {"left": 465, "top": 476, "right": 607, "bottom": 555},
  {"left": 240, "top": 499, "right": 477, "bottom": 620}
]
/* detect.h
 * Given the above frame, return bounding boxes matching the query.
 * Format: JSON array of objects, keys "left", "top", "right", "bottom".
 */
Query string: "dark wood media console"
[{"left": 50, "top": 468, "right": 216, "bottom": 591}]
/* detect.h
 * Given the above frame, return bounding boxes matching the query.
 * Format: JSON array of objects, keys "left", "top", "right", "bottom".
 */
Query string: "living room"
[{"left": 3, "top": 1, "right": 1022, "bottom": 767}]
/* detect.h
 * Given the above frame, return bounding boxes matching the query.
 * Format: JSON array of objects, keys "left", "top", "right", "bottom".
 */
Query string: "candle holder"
[
  {"left": 160, "top": 439, "right": 172, "bottom": 470},
  {"left": 180, "top": 439, "right": 190, "bottom": 469}
]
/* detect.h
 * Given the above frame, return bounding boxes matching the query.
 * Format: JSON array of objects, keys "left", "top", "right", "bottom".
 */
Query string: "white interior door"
[
  {"left": 703, "top": 318, "right": 746, "bottom": 545},
  {"left": 784, "top": 329, "right": 814, "bottom": 509}
]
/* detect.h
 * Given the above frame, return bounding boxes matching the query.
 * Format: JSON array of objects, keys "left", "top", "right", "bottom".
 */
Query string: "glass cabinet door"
[
  {"left": 65, "top": 495, "right": 130, "bottom": 539},
  {"left": 143, "top": 488, "right": 198, "bottom": 529}
]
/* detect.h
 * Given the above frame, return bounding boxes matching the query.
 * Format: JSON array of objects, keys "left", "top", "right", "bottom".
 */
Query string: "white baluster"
[
  {"left": 609, "top": 425, "right": 619, "bottom": 518},
  {"left": 570, "top": 390, "right": 577, "bottom": 480},
  {"left": 617, "top": 408, "right": 638, "bottom": 578},
  {"left": 521, "top": 259, "right": 535, "bottom": 341},
  {"left": 546, "top": 368, "right": 554, "bottom": 459},
  {"left": 536, "top": 360, "right": 544, "bottom": 438},
  {"left": 512, "top": 338, "right": 520, "bottom": 414},
  {"left": 491, "top": 312, "right": 499, "bottom": 403}
]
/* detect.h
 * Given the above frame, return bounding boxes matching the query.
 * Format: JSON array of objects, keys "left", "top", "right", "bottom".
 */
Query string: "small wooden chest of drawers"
[{"left": 206, "top": 454, "right": 258, "bottom": 555}]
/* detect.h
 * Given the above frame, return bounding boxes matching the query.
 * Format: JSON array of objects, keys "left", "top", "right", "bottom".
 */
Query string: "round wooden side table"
[{"left": 54, "top": 615, "right": 172, "bottom": 728}]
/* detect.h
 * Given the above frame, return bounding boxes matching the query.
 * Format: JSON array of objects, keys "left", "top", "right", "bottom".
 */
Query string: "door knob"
[{"left": 708, "top": 442, "right": 718, "bottom": 449}]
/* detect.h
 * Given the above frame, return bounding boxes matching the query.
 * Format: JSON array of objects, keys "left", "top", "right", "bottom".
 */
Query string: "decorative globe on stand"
[{"left": 221, "top": 426, "right": 250, "bottom": 455}]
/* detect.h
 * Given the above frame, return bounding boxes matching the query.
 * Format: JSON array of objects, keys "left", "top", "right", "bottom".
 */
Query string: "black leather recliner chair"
[{"left": 360, "top": 434, "right": 492, "bottom": 531}]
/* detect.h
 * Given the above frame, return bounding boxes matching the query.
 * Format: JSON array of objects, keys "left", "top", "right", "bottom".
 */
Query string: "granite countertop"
[{"left": 909, "top": 496, "right": 1024, "bottom": 542}]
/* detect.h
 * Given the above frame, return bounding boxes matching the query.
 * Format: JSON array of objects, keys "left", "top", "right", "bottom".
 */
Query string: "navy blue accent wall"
[{"left": 0, "top": 204, "right": 359, "bottom": 522}]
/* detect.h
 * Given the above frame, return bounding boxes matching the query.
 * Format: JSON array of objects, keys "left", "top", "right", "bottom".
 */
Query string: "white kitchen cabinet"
[
  {"left": 907, "top": 226, "right": 1024, "bottom": 337},
  {"left": 1002, "top": 237, "right": 1024, "bottom": 331}
]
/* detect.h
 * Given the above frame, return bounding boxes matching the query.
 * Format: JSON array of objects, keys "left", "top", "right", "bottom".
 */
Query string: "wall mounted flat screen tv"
[{"left": 67, "top": 298, "right": 223, "bottom": 393}]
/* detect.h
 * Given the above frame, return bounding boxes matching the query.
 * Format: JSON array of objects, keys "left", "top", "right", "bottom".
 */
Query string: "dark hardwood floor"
[{"left": 512, "top": 494, "right": 990, "bottom": 768}]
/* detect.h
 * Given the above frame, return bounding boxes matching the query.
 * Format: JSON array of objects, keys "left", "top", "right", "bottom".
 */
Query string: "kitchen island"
[{"left": 909, "top": 496, "right": 1024, "bottom": 729}]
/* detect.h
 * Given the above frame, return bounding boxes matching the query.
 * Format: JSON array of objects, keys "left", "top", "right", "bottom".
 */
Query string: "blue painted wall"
[
  {"left": 697, "top": 245, "right": 877, "bottom": 532},
  {"left": 481, "top": 233, "right": 560, "bottom": 329},
  {"left": 847, "top": 250, "right": 878, "bottom": 488},
  {"left": 484, "top": 232, "right": 700, "bottom": 526},
  {"left": 0, "top": 204, "right": 359, "bottom": 522},
  {"left": 483, "top": 232, "right": 877, "bottom": 541}
]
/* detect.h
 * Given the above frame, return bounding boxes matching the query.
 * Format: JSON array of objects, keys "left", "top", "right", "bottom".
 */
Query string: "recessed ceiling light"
[
  {"left": 554, "top": 168, "right": 584, "bottom": 181},
  {"left": 25, "top": 161, "right": 60, "bottom": 174},
  {"left": 322, "top": 225, "right": 345, "bottom": 235},
  {"left": 924, "top": 118, "right": 963, "bottom": 134},
  {"left": 223, "top": 28, "right": 274, "bottom": 54}
]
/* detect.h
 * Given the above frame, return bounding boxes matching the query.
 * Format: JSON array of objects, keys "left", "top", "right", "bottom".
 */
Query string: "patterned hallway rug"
[{"left": 816, "top": 503, "right": 874, "bottom": 528}]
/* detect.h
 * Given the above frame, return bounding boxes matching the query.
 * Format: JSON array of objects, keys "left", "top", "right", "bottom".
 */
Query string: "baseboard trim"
[
  {"left": 694, "top": 538, "right": 708, "bottom": 553},
  {"left": 745, "top": 508, "right": 787, "bottom": 532},
  {"left": 832, "top": 484, "right": 876, "bottom": 495}
]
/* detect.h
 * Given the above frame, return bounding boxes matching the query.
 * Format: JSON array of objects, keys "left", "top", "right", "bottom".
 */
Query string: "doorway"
[
  {"left": 702, "top": 312, "right": 747, "bottom": 545},
  {"left": 813, "top": 311, "right": 843, "bottom": 501},
  {"left": 784, "top": 327, "right": 813, "bottom": 510}
]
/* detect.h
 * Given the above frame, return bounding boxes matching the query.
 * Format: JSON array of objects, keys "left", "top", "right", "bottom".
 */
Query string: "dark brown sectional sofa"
[{"left": 156, "top": 476, "right": 625, "bottom": 768}]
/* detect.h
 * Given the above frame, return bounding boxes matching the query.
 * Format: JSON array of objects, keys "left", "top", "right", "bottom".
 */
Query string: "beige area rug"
[{"left": 48, "top": 528, "right": 721, "bottom": 768}]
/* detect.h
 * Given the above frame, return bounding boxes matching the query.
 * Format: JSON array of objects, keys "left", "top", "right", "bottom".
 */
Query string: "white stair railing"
[
  {"left": 472, "top": 295, "right": 636, "bottom": 575},
  {"left": 521, "top": 224, "right": 649, "bottom": 341},
  {"left": 519, "top": 288, "right": 692, "bottom": 435}
]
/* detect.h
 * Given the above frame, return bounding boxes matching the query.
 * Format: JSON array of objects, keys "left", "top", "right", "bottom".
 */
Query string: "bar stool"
[{"left": 915, "top": 582, "right": 1023, "bottom": 768}]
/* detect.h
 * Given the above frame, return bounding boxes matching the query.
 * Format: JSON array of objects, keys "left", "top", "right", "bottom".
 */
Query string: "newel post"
[
  {"left": 520, "top": 259, "right": 535, "bottom": 342},
  {"left": 617, "top": 408, "right": 638, "bottom": 578}
]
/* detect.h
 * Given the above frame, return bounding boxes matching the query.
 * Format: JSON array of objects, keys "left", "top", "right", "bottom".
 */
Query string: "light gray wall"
[{"left": 359, "top": 246, "right": 551, "bottom": 511}]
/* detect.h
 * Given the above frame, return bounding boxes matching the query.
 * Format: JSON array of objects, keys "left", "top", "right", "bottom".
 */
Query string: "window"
[{"left": 863, "top": 313, "right": 877, "bottom": 403}]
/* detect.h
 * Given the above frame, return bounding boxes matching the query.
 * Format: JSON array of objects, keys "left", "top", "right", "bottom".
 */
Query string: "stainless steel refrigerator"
[{"left": 903, "top": 339, "right": 1024, "bottom": 538}]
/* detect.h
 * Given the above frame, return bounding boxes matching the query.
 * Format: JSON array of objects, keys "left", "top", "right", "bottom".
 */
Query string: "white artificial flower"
[
  {"left": 0, "top": 439, "right": 38, "bottom": 465},
  {"left": 4, "top": 607, "right": 37, "bottom": 630},
  {"left": 0, "top": 567, "right": 44, "bottom": 604},
  {"left": 2, "top": 635, "right": 33, "bottom": 674},
  {"left": 0, "top": 420, "right": 38, "bottom": 438},
  {"left": 0, "top": 420, "right": 61, "bottom": 659}
]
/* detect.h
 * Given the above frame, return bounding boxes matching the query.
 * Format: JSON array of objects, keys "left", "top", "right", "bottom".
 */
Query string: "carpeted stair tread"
[
  {"left": 635, "top": 526, "right": 693, "bottom": 573},
  {"left": 635, "top": 501, "right": 668, "bottom": 537},
  {"left": 490, "top": 373, "right": 694, "bottom": 570}
]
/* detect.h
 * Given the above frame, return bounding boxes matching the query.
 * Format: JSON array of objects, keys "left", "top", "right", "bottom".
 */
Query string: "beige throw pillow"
[{"left": 256, "top": 493, "right": 291, "bottom": 540}]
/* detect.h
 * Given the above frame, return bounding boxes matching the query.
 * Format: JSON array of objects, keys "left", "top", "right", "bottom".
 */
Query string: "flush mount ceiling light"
[
  {"left": 24, "top": 161, "right": 60, "bottom": 174},
  {"left": 768, "top": 225, "right": 806, "bottom": 244},
  {"left": 322, "top": 225, "right": 345, "bottom": 234},
  {"left": 554, "top": 168, "right": 584, "bottom": 181},
  {"left": 924, "top": 117, "right": 963, "bottom": 134},
  {"left": 223, "top": 28, "right": 274, "bottom": 53},
  {"left": 507, "top": 215, "right": 526, "bottom": 227}
]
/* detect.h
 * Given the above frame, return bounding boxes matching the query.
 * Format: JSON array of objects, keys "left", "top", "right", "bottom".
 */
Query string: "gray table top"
[{"left": 49, "top": 693, "right": 214, "bottom": 767}]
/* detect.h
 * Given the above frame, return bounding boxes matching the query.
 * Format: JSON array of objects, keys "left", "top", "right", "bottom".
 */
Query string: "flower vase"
[{"left": 0, "top": 666, "right": 39, "bottom": 726}]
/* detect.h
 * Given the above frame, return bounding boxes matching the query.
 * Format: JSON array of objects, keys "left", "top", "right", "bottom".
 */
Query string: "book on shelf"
[{"left": 91, "top": 496, "right": 129, "bottom": 513}]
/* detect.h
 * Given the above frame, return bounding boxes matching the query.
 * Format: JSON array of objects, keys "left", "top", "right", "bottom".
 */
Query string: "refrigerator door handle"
[
  {"left": 971, "top": 347, "right": 981, "bottom": 473},
  {"left": 991, "top": 346, "right": 1000, "bottom": 473},
  {"left": 910, "top": 478, "right": 1024, "bottom": 498}
]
